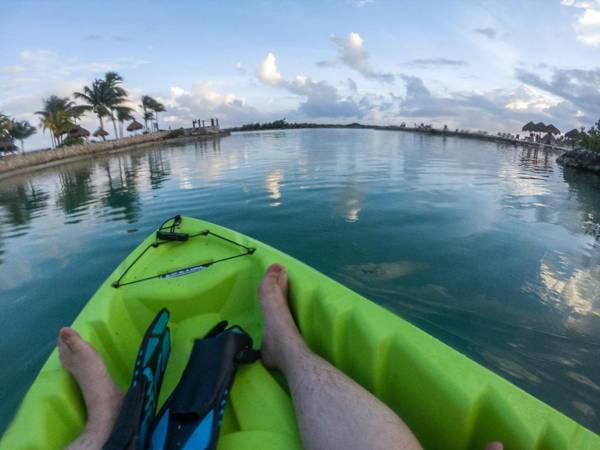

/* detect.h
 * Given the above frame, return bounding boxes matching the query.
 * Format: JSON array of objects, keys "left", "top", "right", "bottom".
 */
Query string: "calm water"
[{"left": 1, "top": 129, "right": 599, "bottom": 434}]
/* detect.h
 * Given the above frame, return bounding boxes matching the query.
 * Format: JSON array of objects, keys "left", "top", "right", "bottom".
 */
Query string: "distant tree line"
[{"left": 234, "top": 119, "right": 365, "bottom": 132}]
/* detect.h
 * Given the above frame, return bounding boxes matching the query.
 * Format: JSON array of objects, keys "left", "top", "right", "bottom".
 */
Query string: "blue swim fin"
[
  {"left": 149, "top": 321, "right": 259, "bottom": 450},
  {"left": 103, "top": 308, "right": 171, "bottom": 450}
]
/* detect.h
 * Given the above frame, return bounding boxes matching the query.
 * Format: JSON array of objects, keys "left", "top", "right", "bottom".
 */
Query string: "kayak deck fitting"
[{"left": 2, "top": 216, "right": 599, "bottom": 449}]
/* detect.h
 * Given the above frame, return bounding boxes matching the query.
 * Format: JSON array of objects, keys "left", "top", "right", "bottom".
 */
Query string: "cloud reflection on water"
[{"left": 265, "top": 170, "right": 283, "bottom": 207}]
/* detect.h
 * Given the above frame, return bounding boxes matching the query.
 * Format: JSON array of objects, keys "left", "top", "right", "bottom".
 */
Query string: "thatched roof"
[
  {"left": 534, "top": 122, "right": 547, "bottom": 132},
  {"left": 522, "top": 121, "right": 536, "bottom": 132},
  {"left": 68, "top": 125, "right": 90, "bottom": 138},
  {"left": 0, "top": 140, "right": 18, "bottom": 152},
  {"left": 93, "top": 128, "right": 109, "bottom": 137},
  {"left": 545, "top": 124, "right": 561, "bottom": 135},
  {"left": 127, "top": 119, "right": 144, "bottom": 132},
  {"left": 564, "top": 128, "right": 580, "bottom": 139},
  {"left": 540, "top": 133, "right": 556, "bottom": 145}
]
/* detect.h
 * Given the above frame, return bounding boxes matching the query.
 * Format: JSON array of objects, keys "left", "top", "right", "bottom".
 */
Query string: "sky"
[{"left": 1, "top": 0, "right": 600, "bottom": 150}]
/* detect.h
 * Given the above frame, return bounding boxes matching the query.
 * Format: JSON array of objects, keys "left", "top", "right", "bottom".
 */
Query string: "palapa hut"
[
  {"left": 540, "top": 133, "right": 556, "bottom": 146},
  {"left": 534, "top": 122, "right": 547, "bottom": 133},
  {"left": 564, "top": 128, "right": 581, "bottom": 147},
  {"left": 127, "top": 119, "right": 144, "bottom": 134},
  {"left": 545, "top": 124, "right": 561, "bottom": 135},
  {"left": 564, "top": 128, "right": 580, "bottom": 140},
  {"left": 0, "top": 140, "right": 18, "bottom": 155},
  {"left": 522, "top": 121, "right": 536, "bottom": 133},
  {"left": 93, "top": 128, "right": 109, "bottom": 141},
  {"left": 68, "top": 125, "right": 90, "bottom": 139}
]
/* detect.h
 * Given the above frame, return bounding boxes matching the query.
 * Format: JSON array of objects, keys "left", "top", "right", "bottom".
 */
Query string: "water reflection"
[
  {"left": 518, "top": 146, "right": 554, "bottom": 171},
  {"left": 537, "top": 260, "right": 600, "bottom": 319},
  {"left": 147, "top": 150, "right": 171, "bottom": 190},
  {"left": 192, "top": 137, "right": 222, "bottom": 155},
  {"left": 1, "top": 131, "right": 600, "bottom": 434},
  {"left": 102, "top": 156, "right": 142, "bottom": 223},
  {"left": 336, "top": 182, "right": 367, "bottom": 223},
  {"left": 0, "top": 182, "right": 49, "bottom": 228},
  {"left": 563, "top": 168, "right": 600, "bottom": 241},
  {"left": 0, "top": 228, "right": 5, "bottom": 266},
  {"left": 56, "top": 168, "right": 95, "bottom": 219},
  {"left": 265, "top": 170, "right": 283, "bottom": 207}
]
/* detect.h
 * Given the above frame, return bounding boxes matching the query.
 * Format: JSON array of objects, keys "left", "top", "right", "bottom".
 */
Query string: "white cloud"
[
  {"left": 505, "top": 86, "right": 561, "bottom": 111},
  {"left": 288, "top": 75, "right": 361, "bottom": 118},
  {"left": 155, "top": 81, "right": 266, "bottom": 128},
  {"left": 392, "top": 74, "right": 587, "bottom": 133},
  {"left": 19, "top": 50, "right": 56, "bottom": 63},
  {"left": 515, "top": 66, "right": 600, "bottom": 122},
  {"left": 352, "top": 0, "right": 374, "bottom": 7},
  {"left": 0, "top": 49, "right": 150, "bottom": 94},
  {"left": 162, "top": 115, "right": 180, "bottom": 123},
  {"left": 0, "top": 65, "right": 25, "bottom": 74},
  {"left": 562, "top": 0, "right": 600, "bottom": 45},
  {"left": 257, "top": 53, "right": 284, "bottom": 86},
  {"left": 561, "top": 0, "right": 600, "bottom": 8},
  {"left": 579, "top": 7, "right": 600, "bottom": 25},
  {"left": 576, "top": 33, "right": 600, "bottom": 44},
  {"left": 256, "top": 53, "right": 364, "bottom": 119},
  {"left": 234, "top": 62, "right": 246, "bottom": 74},
  {"left": 321, "top": 32, "right": 395, "bottom": 83},
  {"left": 170, "top": 86, "right": 188, "bottom": 98}
]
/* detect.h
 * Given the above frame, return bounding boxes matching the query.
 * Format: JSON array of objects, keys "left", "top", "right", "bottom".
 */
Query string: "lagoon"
[{"left": 0, "top": 128, "right": 599, "bottom": 433}]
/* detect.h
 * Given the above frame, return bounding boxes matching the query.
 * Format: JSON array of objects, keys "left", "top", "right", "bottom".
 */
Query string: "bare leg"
[
  {"left": 58, "top": 327, "right": 124, "bottom": 450},
  {"left": 259, "top": 264, "right": 423, "bottom": 450}
]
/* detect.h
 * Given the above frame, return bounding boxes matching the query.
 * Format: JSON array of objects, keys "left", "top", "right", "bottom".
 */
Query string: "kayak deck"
[{"left": 2, "top": 217, "right": 599, "bottom": 449}]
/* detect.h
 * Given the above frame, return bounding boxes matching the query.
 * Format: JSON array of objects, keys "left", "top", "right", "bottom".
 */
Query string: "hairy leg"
[
  {"left": 58, "top": 328, "right": 124, "bottom": 450},
  {"left": 259, "top": 264, "right": 423, "bottom": 450}
]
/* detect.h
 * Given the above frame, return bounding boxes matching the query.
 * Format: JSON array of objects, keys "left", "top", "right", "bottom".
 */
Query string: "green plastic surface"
[{"left": 2, "top": 217, "right": 599, "bottom": 449}]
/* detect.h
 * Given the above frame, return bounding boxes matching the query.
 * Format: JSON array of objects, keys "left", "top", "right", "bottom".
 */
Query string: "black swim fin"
[
  {"left": 148, "top": 321, "right": 259, "bottom": 450},
  {"left": 103, "top": 308, "right": 171, "bottom": 450}
]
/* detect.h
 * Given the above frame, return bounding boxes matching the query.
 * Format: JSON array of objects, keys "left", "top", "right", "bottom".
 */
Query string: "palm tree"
[
  {"left": 140, "top": 95, "right": 154, "bottom": 132},
  {"left": 75, "top": 72, "right": 131, "bottom": 139},
  {"left": 35, "top": 96, "right": 82, "bottom": 148},
  {"left": 0, "top": 113, "right": 12, "bottom": 141},
  {"left": 116, "top": 107, "right": 134, "bottom": 139},
  {"left": 140, "top": 95, "right": 165, "bottom": 132},
  {"left": 9, "top": 120, "right": 37, "bottom": 153},
  {"left": 73, "top": 80, "right": 110, "bottom": 134},
  {"left": 151, "top": 99, "right": 165, "bottom": 131},
  {"left": 102, "top": 72, "right": 130, "bottom": 139},
  {"left": 143, "top": 111, "right": 155, "bottom": 131}
]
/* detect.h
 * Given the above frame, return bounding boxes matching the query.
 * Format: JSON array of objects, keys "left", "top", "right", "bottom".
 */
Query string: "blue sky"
[{"left": 1, "top": 0, "right": 599, "bottom": 149}]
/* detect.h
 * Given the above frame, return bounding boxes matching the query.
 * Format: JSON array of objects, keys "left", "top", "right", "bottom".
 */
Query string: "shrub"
[{"left": 578, "top": 120, "right": 600, "bottom": 152}]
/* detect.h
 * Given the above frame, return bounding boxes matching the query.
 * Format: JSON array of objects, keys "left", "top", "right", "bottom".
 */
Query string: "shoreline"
[
  {"left": 0, "top": 123, "right": 571, "bottom": 180},
  {"left": 230, "top": 123, "right": 573, "bottom": 153},
  {"left": 0, "top": 129, "right": 230, "bottom": 181}
]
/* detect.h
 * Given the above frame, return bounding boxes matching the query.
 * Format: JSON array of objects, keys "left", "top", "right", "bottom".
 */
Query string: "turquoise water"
[{"left": 1, "top": 129, "right": 599, "bottom": 434}]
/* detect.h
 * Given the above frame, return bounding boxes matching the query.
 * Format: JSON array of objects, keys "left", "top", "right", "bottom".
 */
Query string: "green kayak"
[{"left": 2, "top": 216, "right": 599, "bottom": 449}]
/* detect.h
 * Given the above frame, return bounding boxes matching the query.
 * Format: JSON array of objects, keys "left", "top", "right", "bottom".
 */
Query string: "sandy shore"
[{"left": 0, "top": 130, "right": 230, "bottom": 180}]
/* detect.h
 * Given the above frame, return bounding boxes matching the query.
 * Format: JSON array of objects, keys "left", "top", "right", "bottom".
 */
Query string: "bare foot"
[
  {"left": 58, "top": 327, "right": 123, "bottom": 449},
  {"left": 485, "top": 442, "right": 503, "bottom": 450},
  {"left": 258, "top": 264, "right": 307, "bottom": 370}
]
